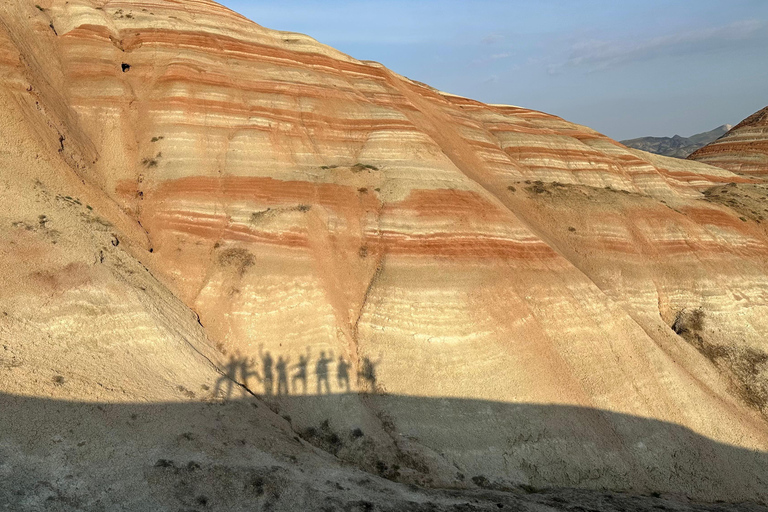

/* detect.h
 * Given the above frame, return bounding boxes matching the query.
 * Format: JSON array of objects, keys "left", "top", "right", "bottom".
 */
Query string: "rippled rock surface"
[{"left": 690, "top": 107, "right": 768, "bottom": 176}]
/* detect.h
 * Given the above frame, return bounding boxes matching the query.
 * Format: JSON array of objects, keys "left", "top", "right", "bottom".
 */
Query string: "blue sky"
[{"left": 219, "top": 1, "right": 768, "bottom": 140}]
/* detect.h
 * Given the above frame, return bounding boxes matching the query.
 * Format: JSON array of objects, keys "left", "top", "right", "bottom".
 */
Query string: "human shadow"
[
  {"left": 213, "top": 354, "right": 259, "bottom": 399},
  {"left": 238, "top": 356, "right": 259, "bottom": 393},
  {"left": 259, "top": 345, "right": 274, "bottom": 396},
  {"left": 226, "top": 349, "right": 378, "bottom": 396},
  {"left": 336, "top": 356, "right": 351, "bottom": 393},
  {"left": 292, "top": 348, "right": 310, "bottom": 395},
  {"left": 275, "top": 355, "right": 290, "bottom": 396},
  {"left": 212, "top": 355, "right": 240, "bottom": 399},
  {"left": 216, "top": 348, "right": 360, "bottom": 398},
  {"left": 357, "top": 354, "right": 381, "bottom": 391},
  {"left": 315, "top": 350, "right": 333, "bottom": 395}
]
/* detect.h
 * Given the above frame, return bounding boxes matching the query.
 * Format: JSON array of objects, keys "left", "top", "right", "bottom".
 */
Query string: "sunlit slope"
[
  {"left": 0, "top": 7, "right": 225, "bottom": 404},
  {"left": 689, "top": 106, "right": 768, "bottom": 176},
  {"left": 0, "top": 12, "right": 423, "bottom": 509},
  {"left": 1, "top": 0, "right": 768, "bottom": 502}
]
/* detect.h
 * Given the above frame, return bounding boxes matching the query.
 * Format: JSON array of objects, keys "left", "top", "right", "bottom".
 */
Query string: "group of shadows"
[{"left": 214, "top": 347, "right": 381, "bottom": 398}]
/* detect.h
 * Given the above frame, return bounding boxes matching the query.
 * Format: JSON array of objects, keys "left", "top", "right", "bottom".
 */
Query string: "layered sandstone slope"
[
  {"left": 0, "top": 8, "right": 574, "bottom": 510},
  {"left": 689, "top": 106, "right": 768, "bottom": 176},
  {"left": 2, "top": 0, "right": 768, "bottom": 505},
  {"left": 0, "top": 2, "right": 224, "bottom": 404}
]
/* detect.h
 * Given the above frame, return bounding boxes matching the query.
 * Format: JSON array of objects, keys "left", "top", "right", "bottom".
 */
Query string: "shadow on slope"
[{"left": 0, "top": 392, "right": 766, "bottom": 511}]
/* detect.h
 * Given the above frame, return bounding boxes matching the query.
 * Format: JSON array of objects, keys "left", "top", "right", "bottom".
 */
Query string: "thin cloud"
[
  {"left": 474, "top": 52, "right": 512, "bottom": 65},
  {"left": 553, "top": 19, "right": 768, "bottom": 73},
  {"left": 481, "top": 34, "right": 505, "bottom": 45}
]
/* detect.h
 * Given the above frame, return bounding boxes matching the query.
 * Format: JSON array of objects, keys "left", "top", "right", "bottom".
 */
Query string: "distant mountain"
[{"left": 621, "top": 124, "right": 732, "bottom": 158}]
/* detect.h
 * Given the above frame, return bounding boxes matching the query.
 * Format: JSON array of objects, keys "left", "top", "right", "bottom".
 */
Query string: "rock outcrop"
[
  {"left": 689, "top": 107, "right": 768, "bottom": 175},
  {"left": 2, "top": 0, "right": 768, "bottom": 510}
]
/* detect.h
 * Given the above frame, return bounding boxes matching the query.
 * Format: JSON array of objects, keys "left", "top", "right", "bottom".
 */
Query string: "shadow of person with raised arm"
[
  {"left": 275, "top": 355, "right": 290, "bottom": 395},
  {"left": 315, "top": 350, "right": 333, "bottom": 395},
  {"left": 213, "top": 355, "right": 240, "bottom": 399},
  {"left": 259, "top": 344, "right": 274, "bottom": 396},
  {"left": 336, "top": 356, "right": 351, "bottom": 393},
  {"left": 292, "top": 347, "right": 310, "bottom": 395},
  {"left": 238, "top": 356, "right": 260, "bottom": 396},
  {"left": 358, "top": 354, "right": 382, "bottom": 392}
]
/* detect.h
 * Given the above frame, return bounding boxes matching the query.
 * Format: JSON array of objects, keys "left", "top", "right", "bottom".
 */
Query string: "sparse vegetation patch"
[
  {"left": 526, "top": 180, "right": 550, "bottom": 195},
  {"left": 702, "top": 183, "right": 768, "bottom": 223},
  {"left": 217, "top": 248, "right": 255, "bottom": 276},
  {"left": 673, "top": 308, "right": 768, "bottom": 411},
  {"left": 299, "top": 419, "right": 343, "bottom": 456}
]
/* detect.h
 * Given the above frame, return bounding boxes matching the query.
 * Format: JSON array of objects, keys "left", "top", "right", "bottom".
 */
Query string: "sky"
[{"left": 218, "top": 1, "right": 768, "bottom": 140}]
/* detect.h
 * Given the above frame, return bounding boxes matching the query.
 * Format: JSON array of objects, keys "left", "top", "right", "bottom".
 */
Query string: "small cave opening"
[{"left": 121, "top": 63, "right": 131, "bottom": 72}]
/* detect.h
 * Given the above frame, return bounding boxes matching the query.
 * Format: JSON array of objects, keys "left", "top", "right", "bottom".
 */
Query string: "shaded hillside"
[
  {"left": 2, "top": 0, "right": 768, "bottom": 509},
  {"left": 621, "top": 125, "right": 731, "bottom": 158},
  {"left": 689, "top": 107, "right": 768, "bottom": 176},
  {"left": 2, "top": 393, "right": 768, "bottom": 511}
]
